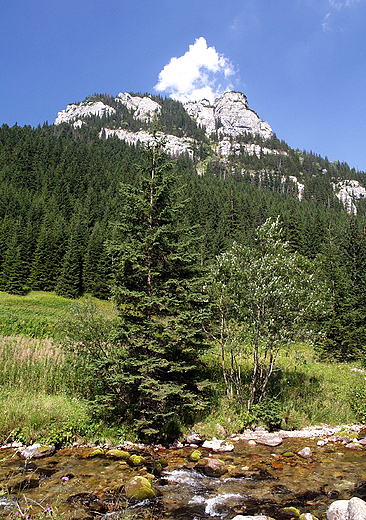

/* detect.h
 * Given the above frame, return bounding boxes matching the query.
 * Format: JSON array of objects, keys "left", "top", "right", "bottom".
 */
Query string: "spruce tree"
[
  {"left": 1, "top": 234, "right": 26, "bottom": 295},
  {"left": 107, "top": 131, "right": 209, "bottom": 442}
]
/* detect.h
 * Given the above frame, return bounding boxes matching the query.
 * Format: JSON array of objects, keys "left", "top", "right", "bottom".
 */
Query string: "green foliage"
[
  {"left": 57, "top": 297, "right": 121, "bottom": 417},
  {"left": 350, "top": 385, "right": 366, "bottom": 423},
  {"left": 209, "top": 217, "right": 330, "bottom": 413},
  {"left": 250, "top": 399, "right": 283, "bottom": 431},
  {"left": 107, "top": 134, "right": 210, "bottom": 442}
]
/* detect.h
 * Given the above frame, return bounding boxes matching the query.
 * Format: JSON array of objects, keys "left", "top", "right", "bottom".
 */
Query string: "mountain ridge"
[{"left": 54, "top": 90, "right": 366, "bottom": 215}]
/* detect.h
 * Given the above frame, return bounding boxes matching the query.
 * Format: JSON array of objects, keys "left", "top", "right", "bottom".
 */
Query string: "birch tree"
[{"left": 210, "top": 217, "right": 329, "bottom": 414}]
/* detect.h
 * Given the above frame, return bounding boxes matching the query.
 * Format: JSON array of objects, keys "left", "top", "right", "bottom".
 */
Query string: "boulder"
[
  {"left": 106, "top": 449, "right": 130, "bottom": 460},
  {"left": 327, "top": 497, "right": 366, "bottom": 520},
  {"left": 201, "top": 439, "right": 234, "bottom": 451},
  {"left": 186, "top": 431, "right": 203, "bottom": 445},
  {"left": 297, "top": 447, "right": 313, "bottom": 459},
  {"left": 197, "top": 457, "right": 227, "bottom": 477},
  {"left": 19, "top": 444, "right": 55, "bottom": 459},
  {"left": 124, "top": 476, "right": 156, "bottom": 501},
  {"left": 256, "top": 436, "right": 283, "bottom": 447},
  {"left": 129, "top": 454, "right": 146, "bottom": 466}
]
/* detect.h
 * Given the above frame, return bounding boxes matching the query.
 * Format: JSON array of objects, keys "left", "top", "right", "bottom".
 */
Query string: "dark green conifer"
[{"left": 107, "top": 131, "right": 210, "bottom": 442}]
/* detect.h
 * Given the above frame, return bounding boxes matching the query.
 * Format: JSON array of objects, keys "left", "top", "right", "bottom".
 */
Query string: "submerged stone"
[
  {"left": 197, "top": 457, "right": 227, "bottom": 477},
  {"left": 297, "top": 447, "right": 313, "bottom": 459}
]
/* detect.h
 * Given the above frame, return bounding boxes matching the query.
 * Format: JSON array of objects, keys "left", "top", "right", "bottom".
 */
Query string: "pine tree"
[
  {"left": 1, "top": 234, "right": 26, "bottom": 295},
  {"left": 55, "top": 234, "right": 82, "bottom": 299},
  {"left": 107, "top": 131, "right": 210, "bottom": 441}
]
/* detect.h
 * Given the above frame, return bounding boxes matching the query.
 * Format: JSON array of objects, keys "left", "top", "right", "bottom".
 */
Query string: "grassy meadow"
[{"left": 0, "top": 290, "right": 365, "bottom": 445}]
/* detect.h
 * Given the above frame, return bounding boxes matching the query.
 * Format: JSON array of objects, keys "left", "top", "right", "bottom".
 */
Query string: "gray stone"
[
  {"left": 231, "top": 516, "right": 275, "bottom": 520},
  {"left": 256, "top": 436, "right": 283, "bottom": 447},
  {"left": 327, "top": 497, "right": 366, "bottom": 520},
  {"left": 348, "top": 497, "right": 366, "bottom": 520},
  {"left": 297, "top": 447, "right": 313, "bottom": 459}
]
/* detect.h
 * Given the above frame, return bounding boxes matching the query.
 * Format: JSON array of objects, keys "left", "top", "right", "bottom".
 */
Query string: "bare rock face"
[
  {"left": 185, "top": 91, "right": 272, "bottom": 140},
  {"left": 116, "top": 92, "right": 161, "bottom": 122},
  {"left": 55, "top": 101, "right": 115, "bottom": 125},
  {"left": 101, "top": 128, "right": 195, "bottom": 159},
  {"left": 332, "top": 180, "right": 366, "bottom": 215}
]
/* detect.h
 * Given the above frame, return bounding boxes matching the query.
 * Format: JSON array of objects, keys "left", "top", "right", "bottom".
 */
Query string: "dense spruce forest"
[{"left": 2, "top": 92, "right": 366, "bottom": 439}]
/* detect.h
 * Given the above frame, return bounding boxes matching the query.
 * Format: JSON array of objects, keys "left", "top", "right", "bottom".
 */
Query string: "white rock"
[
  {"left": 116, "top": 92, "right": 161, "bottom": 122},
  {"left": 332, "top": 180, "right": 366, "bottom": 215},
  {"left": 297, "top": 447, "right": 313, "bottom": 459},
  {"left": 55, "top": 101, "right": 115, "bottom": 125},
  {"left": 327, "top": 497, "right": 366, "bottom": 520},
  {"left": 327, "top": 500, "right": 349, "bottom": 520},
  {"left": 101, "top": 128, "right": 195, "bottom": 159},
  {"left": 185, "top": 91, "right": 272, "bottom": 140},
  {"left": 201, "top": 439, "right": 234, "bottom": 452},
  {"left": 348, "top": 497, "right": 366, "bottom": 520},
  {"left": 231, "top": 516, "right": 274, "bottom": 520}
]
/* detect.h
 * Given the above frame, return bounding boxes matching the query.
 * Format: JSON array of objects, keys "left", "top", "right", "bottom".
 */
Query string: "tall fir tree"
[{"left": 107, "top": 131, "right": 210, "bottom": 441}]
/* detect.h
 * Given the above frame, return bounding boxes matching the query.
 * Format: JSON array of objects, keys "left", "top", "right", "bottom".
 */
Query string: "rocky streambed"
[{"left": 1, "top": 425, "right": 366, "bottom": 520}]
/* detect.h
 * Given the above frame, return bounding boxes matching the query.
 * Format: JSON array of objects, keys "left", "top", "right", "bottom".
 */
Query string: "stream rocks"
[
  {"left": 19, "top": 443, "right": 55, "bottom": 459},
  {"left": 1, "top": 427, "right": 366, "bottom": 520},
  {"left": 326, "top": 497, "right": 366, "bottom": 520},
  {"left": 124, "top": 475, "right": 156, "bottom": 500}
]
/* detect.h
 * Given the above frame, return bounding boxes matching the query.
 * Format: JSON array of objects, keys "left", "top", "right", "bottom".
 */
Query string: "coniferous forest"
[{"left": 2, "top": 92, "right": 366, "bottom": 441}]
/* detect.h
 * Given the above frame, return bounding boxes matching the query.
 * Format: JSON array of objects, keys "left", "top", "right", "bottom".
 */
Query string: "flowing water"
[{"left": 1, "top": 437, "right": 366, "bottom": 520}]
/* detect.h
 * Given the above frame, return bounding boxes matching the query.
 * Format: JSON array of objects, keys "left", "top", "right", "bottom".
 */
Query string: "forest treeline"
[{"left": 1, "top": 98, "right": 366, "bottom": 364}]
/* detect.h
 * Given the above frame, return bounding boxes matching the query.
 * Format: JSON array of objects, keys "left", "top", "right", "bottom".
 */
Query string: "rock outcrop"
[
  {"left": 55, "top": 101, "right": 115, "bottom": 125},
  {"left": 116, "top": 92, "right": 161, "bottom": 122},
  {"left": 332, "top": 180, "right": 366, "bottom": 215},
  {"left": 100, "top": 128, "right": 195, "bottom": 159},
  {"left": 185, "top": 91, "right": 272, "bottom": 140}
]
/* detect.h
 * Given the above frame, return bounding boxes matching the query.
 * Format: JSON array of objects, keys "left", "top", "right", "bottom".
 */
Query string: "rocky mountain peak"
[
  {"left": 184, "top": 91, "right": 272, "bottom": 140},
  {"left": 116, "top": 92, "right": 161, "bottom": 122}
]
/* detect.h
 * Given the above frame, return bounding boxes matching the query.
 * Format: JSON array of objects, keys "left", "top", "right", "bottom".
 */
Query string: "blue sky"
[{"left": 1, "top": 0, "right": 366, "bottom": 170}]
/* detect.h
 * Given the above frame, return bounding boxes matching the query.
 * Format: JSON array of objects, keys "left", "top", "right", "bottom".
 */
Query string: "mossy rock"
[
  {"left": 282, "top": 507, "right": 301, "bottom": 517},
  {"left": 190, "top": 450, "right": 201, "bottom": 462},
  {"left": 129, "top": 454, "right": 146, "bottom": 466},
  {"left": 38, "top": 445, "right": 54, "bottom": 454},
  {"left": 106, "top": 449, "right": 131, "bottom": 461},
  {"left": 159, "top": 458, "right": 168, "bottom": 467},
  {"left": 125, "top": 476, "right": 156, "bottom": 501},
  {"left": 282, "top": 452, "right": 295, "bottom": 457},
  {"left": 88, "top": 447, "right": 105, "bottom": 458}
]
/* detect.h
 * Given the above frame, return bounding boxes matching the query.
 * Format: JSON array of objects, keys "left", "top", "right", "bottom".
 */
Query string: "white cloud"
[
  {"left": 329, "top": 0, "right": 361, "bottom": 9},
  {"left": 154, "top": 37, "right": 236, "bottom": 104},
  {"left": 322, "top": 12, "right": 331, "bottom": 31},
  {"left": 323, "top": 0, "right": 362, "bottom": 31}
]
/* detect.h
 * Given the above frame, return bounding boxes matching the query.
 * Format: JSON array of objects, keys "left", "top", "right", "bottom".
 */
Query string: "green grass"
[
  {"left": 194, "top": 342, "right": 366, "bottom": 438},
  {"left": 0, "top": 291, "right": 118, "bottom": 338},
  {"left": 0, "top": 291, "right": 365, "bottom": 444}
]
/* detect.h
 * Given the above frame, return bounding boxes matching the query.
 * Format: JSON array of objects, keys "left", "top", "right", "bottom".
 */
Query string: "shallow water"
[{"left": 0, "top": 437, "right": 365, "bottom": 520}]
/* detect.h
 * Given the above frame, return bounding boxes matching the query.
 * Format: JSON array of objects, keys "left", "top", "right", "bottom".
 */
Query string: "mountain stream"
[{"left": 1, "top": 435, "right": 366, "bottom": 520}]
